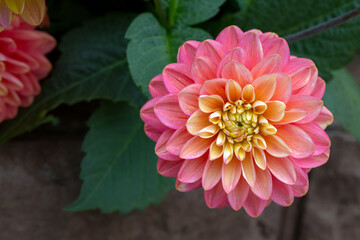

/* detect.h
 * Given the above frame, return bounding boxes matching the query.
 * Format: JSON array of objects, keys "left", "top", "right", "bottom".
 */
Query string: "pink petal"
[
  {"left": 140, "top": 98, "right": 167, "bottom": 131},
  {"left": 204, "top": 181, "right": 228, "bottom": 208},
  {"left": 264, "top": 135, "right": 292, "bottom": 158},
  {"left": 270, "top": 73, "right": 292, "bottom": 103},
  {"left": 286, "top": 95, "right": 323, "bottom": 124},
  {"left": 166, "top": 126, "right": 193, "bottom": 155},
  {"left": 251, "top": 167, "right": 272, "bottom": 200},
  {"left": 178, "top": 155, "right": 207, "bottom": 183},
  {"left": 227, "top": 177, "right": 249, "bottom": 210},
  {"left": 157, "top": 158, "right": 183, "bottom": 177},
  {"left": 297, "top": 122, "right": 330, "bottom": 155},
  {"left": 191, "top": 57, "right": 217, "bottom": 84},
  {"left": 276, "top": 124, "right": 315, "bottom": 158},
  {"left": 271, "top": 176, "right": 294, "bottom": 206},
  {"left": 202, "top": 157, "right": 222, "bottom": 190},
  {"left": 294, "top": 66, "right": 318, "bottom": 96},
  {"left": 266, "top": 154, "right": 296, "bottom": 185},
  {"left": 241, "top": 153, "right": 256, "bottom": 188},
  {"left": 162, "top": 63, "right": 194, "bottom": 93},
  {"left": 243, "top": 190, "right": 268, "bottom": 217},
  {"left": 290, "top": 149, "right": 329, "bottom": 168},
  {"left": 0, "top": 37, "right": 16, "bottom": 54},
  {"left": 238, "top": 31, "right": 263, "bottom": 69},
  {"left": 176, "top": 179, "right": 202, "bottom": 192},
  {"left": 291, "top": 164, "right": 309, "bottom": 197},
  {"left": 195, "top": 39, "right": 227, "bottom": 63},
  {"left": 180, "top": 136, "right": 214, "bottom": 159},
  {"left": 313, "top": 106, "right": 333, "bottom": 129},
  {"left": 149, "top": 74, "right": 168, "bottom": 98},
  {"left": 222, "top": 157, "right": 242, "bottom": 193},
  {"left": 251, "top": 55, "right": 283, "bottom": 80},
  {"left": 311, "top": 77, "right": 325, "bottom": 99},
  {"left": 217, "top": 47, "right": 249, "bottom": 77},
  {"left": 5, "top": 57, "right": 30, "bottom": 74},
  {"left": 155, "top": 129, "right": 179, "bottom": 160},
  {"left": 252, "top": 74, "right": 276, "bottom": 102},
  {"left": 144, "top": 123, "right": 162, "bottom": 141},
  {"left": 220, "top": 60, "right": 252, "bottom": 87},
  {"left": 154, "top": 94, "right": 188, "bottom": 129},
  {"left": 200, "top": 78, "right": 227, "bottom": 101},
  {"left": 178, "top": 83, "right": 201, "bottom": 115},
  {"left": 177, "top": 40, "right": 200, "bottom": 66},
  {"left": 215, "top": 25, "right": 244, "bottom": 50},
  {"left": 262, "top": 37, "right": 290, "bottom": 65},
  {"left": 283, "top": 57, "right": 317, "bottom": 92},
  {"left": 275, "top": 109, "right": 308, "bottom": 125}
]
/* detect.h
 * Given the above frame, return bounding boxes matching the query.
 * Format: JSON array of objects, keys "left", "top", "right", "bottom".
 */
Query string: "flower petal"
[
  {"left": 266, "top": 154, "right": 296, "bottom": 185},
  {"left": 202, "top": 158, "right": 222, "bottom": 190},
  {"left": 276, "top": 124, "right": 315, "bottom": 158},
  {"left": 177, "top": 40, "right": 200, "bottom": 66},
  {"left": 238, "top": 31, "right": 263, "bottom": 69},
  {"left": 166, "top": 126, "right": 193, "bottom": 155},
  {"left": 155, "top": 130, "right": 179, "bottom": 160},
  {"left": 215, "top": 25, "right": 244, "bottom": 50},
  {"left": 251, "top": 167, "right": 272, "bottom": 200},
  {"left": 270, "top": 73, "right": 292, "bottom": 103},
  {"left": 200, "top": 78, "right": 227, "bottom": 101},
  {"left": 227, "top": 177, "right": 249, "bottom": 210},
  {"left": 291, "top": 149, "right": 329, "bottom": 168},
  {"left": 157, "top": 158, "right": 183, "bottom": 177},
  {"left": 149, "top": 74, "right": 168, "bottom": 98},
  {"left": 5, "top": 0, "right": 25, "bottom": 14},
  {"left": 180, "top": 136, "right": 214, "bottom": 159},
  {"left": 241, "top": 84, "right": 255, "bottom": 103},
  {"left": 264, "top": 135, "right": 292, "bottom": 157},
  {"left": 176, "top": 179, "right": 202, "bottom": 192},
  {"left": 186, "top": 110, "right": 211, "bottom": 135},
  {"left": 297, "top": 122, "right": 330, "bottom": 155},
  {"left": 262, "top": 37, "right": 290, "bottom": 65},
  {"left": 225, "top": 79, "right": 242, "bottom": 103},
  {"left": 204, "top": 181, "right": 228, "bottom": 208},
  {"left": 241, "top": 152, "right": 256, "bottom": 188},
  {"left": 199, "top": 94, "right": 224, "bottom": 113},
  {"left": 162, "top": 63, "right": 193, "bottom": 93},
  {"left": 243, "top": 190, "right": 268, "bottom": 217},
  {"left": 209, "top": 140, "right": 224, "bottom": 160},
  {"left": 222, "top": 157, "right": 242, "bottom": 193},
  {"left": 251, "top": 55, "right": 283, "bottom": 80},
  {"left": 20, "top": 0, "right": 45, "bottom": 26},
  {"left": 154, "top": 94, "right": 188, "bottom": 129},
  {"left": 252, "top": 147, "right": 266, "bottom": 170},
  {"left": 276, "top": 109, "right": 307, "bottom": 125},
  {"left": 217, "top": 47, "right": 249, "bottom": 77},
  {"left": 271, "top": 176, "right": 294, "bottom": 206},
  {"left": 144, "top": 123, "right": 162, "bottom": 141},
  {"left": 196, "top": 39, "right": 227, "bottom": 63},
  {"left": 140, "top": 98, "right": 167, "bottom": 131},
  {"left": 220, "top": 60, "right": 252, "bottom": 87},
  {"left": 252, "top": 74, "right": 276, "bottom": 102},
  {"left": 0, "top": 1, "right": 12, "bottom": 28},
  {"left": 314, "top": 106, "right": 333, "bottom": 129},
  {"left": 191, "top": 57, "right": 217, "bottom": 84},
  {"left": 178, "top": 155, "right": 207, "bottom": 183},
  {"left": 286, "top": 95, "right": 323, "bottom": 123},
  {"left": 311, "top": 77, "right": 326, "bottom": 99},
  {"left": 178, "top": 83, "right": 201, "bottom": 115}
]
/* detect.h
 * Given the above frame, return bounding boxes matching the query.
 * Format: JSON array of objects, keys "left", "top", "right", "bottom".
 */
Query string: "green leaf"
[
  {"left": 231, "top": 0, "right": 360, "bottom": 78},
  {"left": 126, "top": 12, "right": 212, "bottom": 97},
  {"left": 170, "top": 0, "right": 227, "bottom": 26},
  {"left": 0, "top": 13, "right": 146, "bottom": 145},
  {"left": 66, "top": 101, "right": 174, "bottom": 213},
  {"left": 323, "top": 68, "right": 360, "bottom": 142}
]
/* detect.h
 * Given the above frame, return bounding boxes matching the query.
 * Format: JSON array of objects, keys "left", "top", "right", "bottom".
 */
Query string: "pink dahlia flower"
[
  {"left": 140, "top": 26, "right": 333, "bottom": 217},
  {"left": 0, "top": 16, "right": 56, "bottom": 122}
]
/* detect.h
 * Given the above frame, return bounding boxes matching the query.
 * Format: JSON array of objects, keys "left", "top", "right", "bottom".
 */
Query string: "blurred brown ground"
[{"left": 0, "top": 56, "right": 359, "bottom": 240}]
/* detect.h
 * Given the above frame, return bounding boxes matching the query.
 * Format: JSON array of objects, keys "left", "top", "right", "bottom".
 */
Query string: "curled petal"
[
  {"left": 20, "top": 0, "right": 46, "bottom": 26},
  {"left": 225, "top": 79, "right": 242, "bottom": 103},
  {"left": 252, "top": 147, "right": 266, "bottom": 170},
  {"left": 314, "top": 106, "right": 333, "bottom": 129},
  {"left": 241, "top": 84, "right": 255, "bottom": 103},
  {"left": 222, "top": 157, "right": 241, "bottom": 193},
  {"left": 186, "top": 110, "right": 211, "bottom": 135},
  {"left": 263, "top": 101, "right": 286, "bottom": 122},
  {"left": 199, "top": 94, "right": 224, "bottom": 113},
  {"left": 209, "top": 140, "right": 224, "bottom": 160}
]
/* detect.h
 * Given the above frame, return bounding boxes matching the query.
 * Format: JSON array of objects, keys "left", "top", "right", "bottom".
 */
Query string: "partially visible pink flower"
[
  {"left": 140, "top": 26, "right": 333, "bottom": 217},
  {"left": 0, "top": 15, "right": 56, "bottom": 122},
  {"left": 0, "top": 0, "right": 46, "bottom": 29}
]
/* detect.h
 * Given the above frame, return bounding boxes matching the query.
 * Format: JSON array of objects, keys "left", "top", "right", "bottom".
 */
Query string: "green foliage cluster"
[{"left": 1, "top": 0, "right": 360, "bottom": 213}]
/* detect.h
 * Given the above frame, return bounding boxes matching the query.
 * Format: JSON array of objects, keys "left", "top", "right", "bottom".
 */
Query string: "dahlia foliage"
[
  {"left": 0, "top": 0, "right": 46, "bottom": 29},
  {"left": 140, "top": 26, "right": 333, "bottom": 217},
  {"left": 0, "top": 16, "right": 55, "bottom": 122}
]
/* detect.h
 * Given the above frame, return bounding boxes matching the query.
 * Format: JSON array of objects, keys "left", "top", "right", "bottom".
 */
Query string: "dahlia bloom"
[
  {"left": 0, "top": 15, "right": 55, "bottom": 122},
  {"left": 0, "top": 0, "right": 45, "bottom": 29},
  {"left": 140, "top": 26, "right": 333, "bottom": 217}
]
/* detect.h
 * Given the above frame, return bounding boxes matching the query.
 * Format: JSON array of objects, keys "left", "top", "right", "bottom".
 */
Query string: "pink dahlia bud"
[
  {"left": 0, "top": 16, "right": 56, "bottom": 122},
  {"left": 140, "top": 26, "right": 333, "bottom": 217}
]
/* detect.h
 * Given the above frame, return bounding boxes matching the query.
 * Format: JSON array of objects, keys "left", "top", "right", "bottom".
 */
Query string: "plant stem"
[
  {"left": 169, "top": 0, "right": 180, "bottom": 28},
  {"left": 284, "top": 6, "right": 360, "bottom": 44},
  {"left": 154, "top": 0, "right": 168, "bottom": 28}
]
